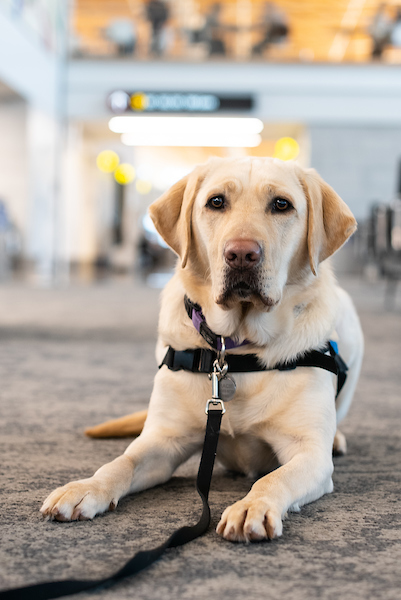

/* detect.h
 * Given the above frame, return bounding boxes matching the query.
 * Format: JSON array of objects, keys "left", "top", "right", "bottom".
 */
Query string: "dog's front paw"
[
  {"left": 216, "top": 494, "right": 282, "bottom": 542},
  {"left": 40, "top": 479, "right": 118, "bottom": 522}
]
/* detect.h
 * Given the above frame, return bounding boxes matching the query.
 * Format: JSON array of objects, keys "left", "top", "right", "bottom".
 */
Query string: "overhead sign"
[{"left": 107, "top": 91, "right": 254, "bottom": 114}]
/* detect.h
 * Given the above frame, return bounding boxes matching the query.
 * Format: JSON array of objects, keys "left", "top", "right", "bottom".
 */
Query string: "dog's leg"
[
  {"left": 216, "top": 390, "right": 336, "bottom": 542},
  {"left": 216, "top": 444, "right": 334, "bottom": 542},
  {"left": 41, "top": 371, "right": 205, "bottom": 522},
  {"left": 40, "top": 429, "right": 200, "bottom": 522}
]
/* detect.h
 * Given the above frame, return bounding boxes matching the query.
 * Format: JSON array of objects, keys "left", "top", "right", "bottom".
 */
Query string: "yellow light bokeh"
[
  {"left": 130, "top": 93, "right": 148, "bottom": 111},
  {"left": 273, "top": 137, "right": 300, "bottom": 161},
  {"left": 136, "top": 180, "right": 152, "bottom": 195},
  {"left": 96, "top": 150, "right": 120, "bottom": 173},
  {"left": 114, "top": 163, "right": 136, "bottom": 185}
]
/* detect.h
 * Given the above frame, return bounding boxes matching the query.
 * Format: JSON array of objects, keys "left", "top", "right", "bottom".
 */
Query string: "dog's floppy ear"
[
  {"left": 301, "top": 168, "right": 357, "bottom": 276},
  {"left": 148, "top": 166, "right": 206, "bottom": 268}
]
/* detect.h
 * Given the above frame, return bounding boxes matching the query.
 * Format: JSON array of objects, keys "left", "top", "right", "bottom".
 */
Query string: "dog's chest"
[
  {"left": 217, "top": 429, "right": 279, "bottom": 476},
  {"left": 218, "top": 370, "right": 288, "bottom": 424}
]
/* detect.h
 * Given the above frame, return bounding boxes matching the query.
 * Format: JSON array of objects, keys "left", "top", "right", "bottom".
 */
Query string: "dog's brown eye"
[
  {"left": 273, "top": 198, "right": 291, "bottom": 211},
  {"left": 207, "top": 196, "right": 225, "bottom": 210}
]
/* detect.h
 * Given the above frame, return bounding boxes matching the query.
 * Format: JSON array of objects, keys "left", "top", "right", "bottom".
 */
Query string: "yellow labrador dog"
[{"left": 41, "top": 157, "right": 363, "bottom": 542}]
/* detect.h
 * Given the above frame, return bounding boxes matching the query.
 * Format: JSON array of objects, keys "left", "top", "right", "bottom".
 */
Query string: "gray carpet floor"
[{"left": 0, "top": 276, "right": 400, "bottom": 600}]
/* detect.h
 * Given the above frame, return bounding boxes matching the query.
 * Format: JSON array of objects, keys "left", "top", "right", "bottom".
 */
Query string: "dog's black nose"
[{"left": 224, "top": 239, "right": 262, "bottom": 270}]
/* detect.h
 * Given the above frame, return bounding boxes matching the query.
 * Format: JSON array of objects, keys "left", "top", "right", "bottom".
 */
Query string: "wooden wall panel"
[{"left": 73, "top": 0, "right": 399, "bottom": 62}]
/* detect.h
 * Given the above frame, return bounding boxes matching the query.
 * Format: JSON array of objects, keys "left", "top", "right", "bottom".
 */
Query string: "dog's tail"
[{"left": 84, "top": 410, "right": 148, "bottom": 438}]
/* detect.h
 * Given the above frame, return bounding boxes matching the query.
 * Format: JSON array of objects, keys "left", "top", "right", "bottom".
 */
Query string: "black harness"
[{"left": 161, "top": 296, "right": 348, "bottom": 397}]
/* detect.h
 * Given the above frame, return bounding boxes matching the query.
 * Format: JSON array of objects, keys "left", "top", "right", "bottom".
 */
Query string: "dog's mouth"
[
  {"left": 231, "top": 281, "right": 253, "bottom": 298},
  {"left": 216, "top": 271, "right": 277, "bottom": 310}
]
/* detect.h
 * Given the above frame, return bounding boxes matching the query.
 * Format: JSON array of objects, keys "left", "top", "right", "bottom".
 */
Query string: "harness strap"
[
  {"left": 0, "top": 409, "right": 223, "bottom": 600},
  {"left": 160, "top": 341, "right": 348, "bottom": 397},
  {"left": 182, "top": 297, "right": 347, "bottom": 396}
]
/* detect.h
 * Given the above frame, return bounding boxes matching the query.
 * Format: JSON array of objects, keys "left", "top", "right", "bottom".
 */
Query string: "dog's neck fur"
[{"left": 158, "top": 260, "right": 339, "bottom": 367}]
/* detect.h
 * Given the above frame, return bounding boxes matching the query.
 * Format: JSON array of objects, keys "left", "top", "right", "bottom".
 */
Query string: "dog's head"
[{"left": 149, "top": 157, "right": 356, "bottom": 311}]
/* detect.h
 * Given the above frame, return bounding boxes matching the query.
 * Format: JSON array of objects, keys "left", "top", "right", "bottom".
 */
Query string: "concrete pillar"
[
  {"left": 26, "top": 107, "right": 56, "bottom": 282},
  {"left": 0, "top": 98, "right": 28, "bottom": 252}
]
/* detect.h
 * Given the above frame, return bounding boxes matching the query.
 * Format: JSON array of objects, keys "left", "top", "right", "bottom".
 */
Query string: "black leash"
[
  {"left": 0, "top": 407, "right": 223, "bottom": 600},
  {"left": 1, "top": 289, "right": 349, "bottom": 599}
]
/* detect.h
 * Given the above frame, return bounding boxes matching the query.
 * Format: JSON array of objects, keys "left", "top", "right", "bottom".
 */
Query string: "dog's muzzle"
[
  {"left": 217, "top": 239, "right": 277, "bottom": 309},
  {"left": 223, "top": 239, "right": 262, "bottom": 271},
  {"left": 217, "top": 268, "right": 276, "bottom": 309}
]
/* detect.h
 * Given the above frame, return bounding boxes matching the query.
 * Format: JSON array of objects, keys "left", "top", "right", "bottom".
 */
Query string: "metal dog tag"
[{"left": 218, "top": 375, "right": 236, "bottom": 402}]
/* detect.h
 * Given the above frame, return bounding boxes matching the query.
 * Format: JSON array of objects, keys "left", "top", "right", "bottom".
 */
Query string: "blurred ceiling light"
[
  {"left": 110, "top": 116, "right": 263, "bottom": 147},
  {"left": 114, "top": 163, "right": 136, "bottom": 185},
  {"left": 121, "top": 132, "right": 261, "bottom": 148},
  {"left": 109, "top": 116, "right": 264, "bottom": 135},
  {"left": 273, "top": 137, "right": 300, "bottom": 161},
  {"left": 96, "top": 150, "right": 120, "bottom": 173},
  {"left": 136, "top": 179, "right": 152, "bottom": 194}
]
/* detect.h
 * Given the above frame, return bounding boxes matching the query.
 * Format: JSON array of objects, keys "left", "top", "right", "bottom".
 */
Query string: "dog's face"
[
  {"left": 190, "top": 159, "right": 309, "bottom": 310},
  {"left": 149, "top": 157, "right": 356, "bottom": 311}
]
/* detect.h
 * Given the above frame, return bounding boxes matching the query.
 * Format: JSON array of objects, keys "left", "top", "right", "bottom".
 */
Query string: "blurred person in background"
[
  {"left": 201, "top": 3, "right": 227, "bottom": 57},
  {"left": 369, "top": 3, "right": 393, "bottom": 59},
  {"left": 190, "top": 3, "right": 243, "bottom": 58},
  {"left": 252, "top": 2, "right": 289, "bottom": 56},
  {"left": 0, "top": 200, "right": 21, "bottom": 280},
  {"left": 185, "top": 2, "right": 231, "bottom": 57},
  {"left": 145, "top": 0, "right": 170, "bottom": 57},
  {"left": 105, "top": 18, "right": 137, "bottom": 56}
]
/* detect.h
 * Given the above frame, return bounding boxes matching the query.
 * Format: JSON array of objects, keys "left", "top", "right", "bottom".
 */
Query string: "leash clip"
[
  {"left": 205, "top": 398, "right": 226, "bottom": 414},
  {"left": 205, "top": 358, "right": 227, "bottom": 414}
]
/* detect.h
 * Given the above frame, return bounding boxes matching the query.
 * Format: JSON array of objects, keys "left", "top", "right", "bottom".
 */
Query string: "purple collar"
[{"left": 184, "top": 296, "right": 250, "bottom": 351}]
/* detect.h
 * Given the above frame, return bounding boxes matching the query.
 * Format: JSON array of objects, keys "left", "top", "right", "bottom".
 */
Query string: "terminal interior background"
[
  {"left": 0, "top": 0, "right": 401, "bottom": 290},
  {"left": 1, "top": 4, "right": 401, "bottom": 598}
]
